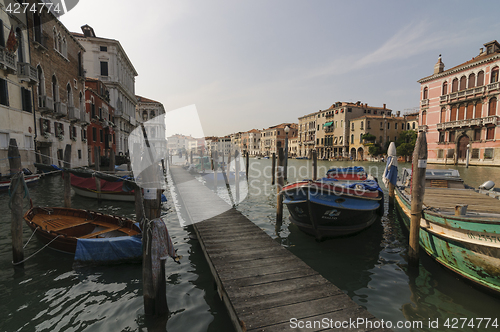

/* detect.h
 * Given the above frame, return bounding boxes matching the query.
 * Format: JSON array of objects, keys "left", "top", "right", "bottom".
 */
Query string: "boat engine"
[{"left": 479, "top": 180, "right": 495, "bottom": 190}]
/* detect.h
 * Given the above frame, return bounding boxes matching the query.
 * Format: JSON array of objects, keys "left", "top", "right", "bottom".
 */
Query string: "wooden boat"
[
  {"left": 395, "top": 168, "right": 500, "bottom": 293},
  {"left": 34, "top": 162, "right": 62, "bottom": 175},
  {"left": 0, "top": 173, "right": 40, "bottom": 191},
  {"left": 24, "top": 207, "right": 142, "bottom": 263},
  {"left": 282, "top": 172, "right": 383, "bottom": 240},
  {"left": 70, "top": 173, "right": 135, "bottom": 202}
]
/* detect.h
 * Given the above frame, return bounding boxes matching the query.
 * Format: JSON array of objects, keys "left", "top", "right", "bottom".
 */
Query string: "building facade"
[
  {"left": 85, "top": 78, "right": 115, "bottom": 164},
  {"left": 298, "top": 111, "right": 318, "bottom": 158},
  {"left": 418, "top": 41, "right": 500, "bottom": 166},
  {"left": 260, "top": 123, "right": 297, "bottom": 156},
  {"left": 135, "top": 95, "right": 166, "bottom": 157},
  {"left": 74, "top": 25, "right": 137, "bottom": 156},
  {"left": 0, "top": 2, "right": 37, "bottom": 175},
  {"left": 28, "top": 4, "right": 88, "bottom": 168},
  {"left": 241, "top": 129, "right": 261, "bottom": 156}
]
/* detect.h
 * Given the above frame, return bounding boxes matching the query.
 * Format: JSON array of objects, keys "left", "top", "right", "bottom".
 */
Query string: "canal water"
[{"left": 1, "top": 159, "right": 500, "bottom": 331}]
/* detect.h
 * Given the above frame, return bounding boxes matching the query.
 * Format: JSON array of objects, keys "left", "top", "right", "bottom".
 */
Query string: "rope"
[
  {"left": 23, "top": 227, "right": 38, "bottom": 249},
  {"left": 12, "top": 235, "right": 61, "bottom": 265},
  {"left": 8, "top": 172, "right": 30, "bottom": 210}
]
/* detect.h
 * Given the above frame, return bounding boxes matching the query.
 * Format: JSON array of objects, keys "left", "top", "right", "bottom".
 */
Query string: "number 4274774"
[{"left": 6, "top": 3, "right": 61, "bottom": 14}]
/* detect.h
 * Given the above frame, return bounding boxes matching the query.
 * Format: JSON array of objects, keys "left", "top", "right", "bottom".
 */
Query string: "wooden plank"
[
  {"left": 79, "top": 225, "right": 121, "bottom": 238},
  {"left": 169, "top": 165, "right": 388, "bottom": 332}
]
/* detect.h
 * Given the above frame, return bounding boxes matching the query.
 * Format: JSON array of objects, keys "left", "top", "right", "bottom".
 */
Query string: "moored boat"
[
  {"left": 282, "top": 172, "right": 383, "bottom": 240},
  {"left": 395, "top": 168, "right": 500, "bottom": 294},
  {"left": 23, "top": 207, "right": 142, "bottom": 264},
  {"left": 325, "top": 166, "right": 367, "bottom": 181},
  {"left": 70, "top": 173, "right": 136, "bottom": 202},
  {"left": 0, "top": 173, "right": 40, "bottom": 191}
]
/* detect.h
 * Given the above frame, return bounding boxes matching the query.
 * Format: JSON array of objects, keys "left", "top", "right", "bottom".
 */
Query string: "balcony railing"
[
  {"left": 54, "top": 101, "right": 67, "bottom": 117},
  {"left": 436, "top": 115, "right": 498, "bottom": 130},
  {"left": 38, "top": 95, "right": 54, "bottom": 112},
  {"left": 68, "top": 106, "right": 80, "bottom": 121},
  {"left": 441, "top": 86, "right": 487, "bottom": 104},
  {"left": 440, "top": 95, "right": 448, "bottom": 102},
  {"left": 421, "top": 99, "right": 429, "bottom": 107},
  {"left": 0, "top": 47, "right": 16, "bottom": 72},
  {"left": 17, "top": 63, "right": 38, "bottom": 84},
  {"left": 80, "top": 110, "right": 90, "bottom": 124},
  {"left": 418, "top": 125, "right": 428, "bottom": 132},
  {"left": 487, "top": 82, "right": 499, "bottom": 91}
]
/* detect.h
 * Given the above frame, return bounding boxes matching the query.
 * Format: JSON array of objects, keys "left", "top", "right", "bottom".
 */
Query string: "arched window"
[
  {"left": 79, "top": 92, "right": 83, "bottom": 112},
  {"left": 460, "top": 76, "right": 467, "bottom": 90},
  {"left": 450, "top": 105, "right": 457, "bottom": 121},
  {"left": 37, "top": 66, "right": 45, "bottom": 97},
  {"left": 62, "top": 37, "right": 67, "bottom": 57},
  {"left": 15, "top": 28, "right": 23, "bottom": 63},
  {"left": 440, "top": 107, "right": 446, "bottom": 123},
  {"left": 57, "top": 33, "right": 62, "bottom": 52},
  {"left": 51, "top": 75, "right": 58, "bottom": 101},
  {"left": 351, "top": 134, "right": 354, "bottom": 144},
  {"left": 421, "top": 110, "right": 427, "bottom": 125},
  {"left": 466, "top": 103, "right": 474, "bottom": 119},
  {"left": 458, "top": 104, "right": 465, "bottom": 120},
  {"left": 468, "top": 73, "right": 476, "bottom": 88},
  {"left": 477, "top": 71, "right": 484, "bottom": 86},
  {"left": 423, "top": 87, "right": 428, "bottom": 100},
  {"left": 150, "top": 110, "right": 155, "bottom": 118},
  {"left": 442, "top": 81, "right": 448, "bottom": 95},
  {"left": 91, "top": 96, "right": 95, "bottom": 118},
  {"left": 66, "top": 83, "right": 73, "bottom": 106},
  {"left": 489, "top": 97, "right": 497, "bottom": 116},
  {"left": 452, "top": 78, "right": 459, "bottom": 92},
  {"left": 53, "top": 28, "right": 57, "bottom": 49},
  {"left": 491, "top": 67, "right": 499, "bottom": 83},
  {"left": 407, "top": 123, "right": 410, "bottom": 130}
]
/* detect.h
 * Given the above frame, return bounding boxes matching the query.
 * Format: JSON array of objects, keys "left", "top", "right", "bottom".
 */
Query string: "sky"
[{"left": 60, "top": 0, "right": 500, "bottom": 137}]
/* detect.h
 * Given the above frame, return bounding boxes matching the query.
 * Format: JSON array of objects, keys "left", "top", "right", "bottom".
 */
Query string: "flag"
[{"left": 6, "top": 25, "right": 18, "bottom": 53}]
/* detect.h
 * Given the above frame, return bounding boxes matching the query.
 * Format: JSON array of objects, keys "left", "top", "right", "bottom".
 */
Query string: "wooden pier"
[{"left": 169, "top": 166, "right": 389, "bottom": 332}]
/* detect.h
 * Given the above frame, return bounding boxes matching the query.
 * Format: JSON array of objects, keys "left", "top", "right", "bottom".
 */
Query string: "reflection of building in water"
[{"left": 135, "top": 95, "right": 165, "bottom": 155}]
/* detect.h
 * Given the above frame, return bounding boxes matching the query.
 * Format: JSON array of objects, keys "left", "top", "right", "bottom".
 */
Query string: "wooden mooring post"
[
  {"left": 213, "top": 150, "right": 218, "bottom": 191},
  {"left": 235, "top": 150, "right": 240, "bottom": 203},
  {"left": 245, "top": 151, "right": 249, "bottom": 181},
  {"left": 63, "top": 144, "right": 72, "bottom": 208},
  {"left": 109, "top": 148, "right": 115, "bottom": 173},
  {"left": 271, "top": 152, "right": 276, "bottom": 185},
  {"left": 312, "top": 150, "right": 317, "bottom": 180},
  {"left": 409, "top": 131, "right": 427, "bottom": 267},
  {"left": 226, "top": 150, "right": 231, "bottom": 180},
  {"left": 276, "top": 148, "right": 284, "bottom": 228},
  {"left": 94, "top": 147, "right": 101, "bottom": 202},
  {"left": 8, "top": 139, "right": 24, "bottom": 266}
]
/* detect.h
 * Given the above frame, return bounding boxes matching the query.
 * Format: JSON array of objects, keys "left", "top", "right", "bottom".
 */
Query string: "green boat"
[{"left": 395, "top": 168, "right": 500, "bottom": 294}]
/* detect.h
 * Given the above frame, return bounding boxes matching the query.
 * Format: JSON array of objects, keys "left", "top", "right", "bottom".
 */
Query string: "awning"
[{"left": 323, "top": 122, "right": 333, "bottom": 127}]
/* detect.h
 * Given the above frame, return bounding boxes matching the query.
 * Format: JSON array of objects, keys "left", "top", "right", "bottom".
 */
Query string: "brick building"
[
  {"left": 418, "top": 41, "right": 500, "bottom": 166},
  {"left": 260, "top": 123, "right": 297, "bottom": 156},
  {"left": 85, "top": 78, "right": 115, "bottom": 164},
  {"left": 28, "top": 3, "right": 88, "bottom": 168}
]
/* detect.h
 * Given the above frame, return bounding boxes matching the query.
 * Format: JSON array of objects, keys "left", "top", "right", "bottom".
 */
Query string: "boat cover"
[
  {"left": 70, "top": 174, "right": 133, "bottom": 193},
  {"left": 327, "top": 166, "right": 365, "bottom": 173},
  {"left": 74, "top": 235, "right": 142, "bottom": 264}
]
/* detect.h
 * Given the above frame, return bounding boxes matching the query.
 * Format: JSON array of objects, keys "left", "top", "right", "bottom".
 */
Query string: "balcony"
[
  {"left": 421, "top": 99, "right": 429, "bottom": 107},
  {"left": 440, "top": 95, "right": 448, "bottom": 102},
  {"left": 487, "top": 82, "right": 500, "bottom": 91},
  {"left": 441, "top": 86, "right": 487, "bottom": 104},
  {"left": 0, "top": 47, "right": 16, "bottom": 72},
  {"left": 68, "top": 106, "right": 80, "bottom": 121},
  {"left": 418, "top": 125, "right": 428, "bottom": 132},
  {"left": 80, "top": 110, "right": 90, "bottom": 124},
  {"left": 436, "top": 116, "right": 498, "bottom": 130},
  {"left": 54, "top": 101, "right": 67, "bottom": 117},
  {"left": 38, "top": 95, "right": 54, "bottom": 113},
  {"left": 17, "top": 63, "right": 38, "bottom": 84}
]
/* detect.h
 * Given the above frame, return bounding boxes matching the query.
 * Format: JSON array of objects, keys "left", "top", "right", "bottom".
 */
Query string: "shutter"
[{"left": 0, "top": 19, "right": 4, "bottom": 47}]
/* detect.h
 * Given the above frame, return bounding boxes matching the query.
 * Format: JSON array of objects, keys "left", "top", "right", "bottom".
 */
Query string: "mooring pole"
[
  {"left": 271, "top": 152, "right": 276, "bottom": 185},
  {"left": 8, "top": 139, "right": 24, "bottom": 266},
  {"left": 63, "top": 144, "right": 72, "bottom": 208},
  {"left": 312, "top": 150, "right": 317, "bottom": 181},
  {"left": 132, "top": 143, "right": 143, "bottom": 225},
  {"left": 94, "top": 147, "right": 101, "bottom": 202},
  {"left": 213, "top": 150, "right": 218, "bottom": 190},
  {"left": 245, "top": 151, "right": 249, "bottom": 181},
  {"left": 109, "top": 148, "right": 115, "bottom": 173},
  {"left": 276, "top": 148, "right": 284, "bottom": 229},
  {"left": 235, "top": 150, "right": 240, "bottom": 203},
  {"left": 226, "top": 150, "right": 231, "bottom": 180},
  {"left": 409, "top": 131, "right": 427, "bottom": 267}
]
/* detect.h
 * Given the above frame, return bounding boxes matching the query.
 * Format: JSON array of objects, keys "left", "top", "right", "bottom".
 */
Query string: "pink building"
[{"left": 418, "top": 40, "right": 500, "bottom": 166}]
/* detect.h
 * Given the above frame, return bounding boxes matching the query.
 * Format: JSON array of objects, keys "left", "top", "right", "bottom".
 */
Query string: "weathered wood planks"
[{"left": 169, "top": 166, "right": 389, "bottom": 332}]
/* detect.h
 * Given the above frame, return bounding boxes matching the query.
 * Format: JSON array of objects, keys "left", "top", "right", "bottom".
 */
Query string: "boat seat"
[
  {"left": 51, "top": 220, "right": 91, "bottom": 232},
  {"left": 80, "top": 225, "right": 122, "bottom": 238}
]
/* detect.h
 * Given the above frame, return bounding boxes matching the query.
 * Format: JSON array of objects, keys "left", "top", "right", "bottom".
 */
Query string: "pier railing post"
[
  {"left": 276, "top": 148, "right": 284, "bottom": 228},
  {"left": 63, "top": 144, "right": 72, "bottom": 208},
  {"left": 409, "top": 131, "right": 427, "bottom": 267},
  {"left": 8, "top": 139, "right": 24, "bottom": 266},
  {"left": 271, "top": 152, "right": 276, "bottom": 185}
]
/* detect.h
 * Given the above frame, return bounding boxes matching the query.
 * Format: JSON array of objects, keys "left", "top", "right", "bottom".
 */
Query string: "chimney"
[
  {"left": 480, "top": 47, "right": 484, "bottom": 55},
  {"left": 383, "top": 103, "right": 386, "bottom": 109},
  {"left": 396, "top": 111, "right": 401, "bottom": 117},
  {"left": 356, "top": 101, "right": 361, "bottom": 106},
  {"left": 434, "top": 54, "right": 445, "bottom": 74}
]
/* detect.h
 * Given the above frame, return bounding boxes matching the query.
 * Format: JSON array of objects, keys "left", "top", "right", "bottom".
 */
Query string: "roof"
[
  {"left": 136, "top": 95, "right": 161, "bottom": 104},
  {"left": 350, "top": 115, "right": 405, "bottom": 121}
]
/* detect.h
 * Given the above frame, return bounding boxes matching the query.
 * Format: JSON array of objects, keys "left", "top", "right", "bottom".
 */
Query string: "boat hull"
[
  {"left": 395, "top": 186, "right": 500, "bottom": 294},
  {"left": 71, "top": 185, "right": 135, "bottom": 202},
  {"left": 283, "top": 183, "right": 381, "bottom": 240},
  {"left": 0, "top": 174, "right": 40, "bottom": 191}
]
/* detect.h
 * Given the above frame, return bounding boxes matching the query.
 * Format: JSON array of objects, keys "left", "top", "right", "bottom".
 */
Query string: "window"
[
  {"left": 367, "top": 121, "right": 371, "bottom": 129},
  {"left": 460, "top": 76, "right": 467, "bottom": 90},
  {"left": 340, "top": 120, "right": 343, "bottom": 128},
  {"left": 374, "top": 110, "right": 377, "bottom": 115},
  {"left": 486, "top": 127, "right": 495, "bottom": 140},
  {"left": 449, "top": 131, "right": 455, "bottom": 142},
  {"left": 100, "top": 62, "right": 108, "bottom": 76},
  {"left": 380, "top": 121, "right": 383, "bottom": 128},
  {"left": 21, "top": 87, "right": 31, "bottom": 112},
  {"left": 474, "top": 128, "right": 481, "bottom": 141},
  {"left": 100, "top": 129, "right": 104, "bottom": 142},
  {"left": 423, "top": 87, "right": 428, "bottom": 99},
  {"left": 92, "top": 127, "right": 97, "bottom": 141},
  {"left": 24, "top": 135, "right": 33, "bottom": 150},
  {"left": 351, "top": 134, "right": 354, "bottom": 144},
  {"left": 484, "top": 148, "right": 494, "bottom": 160},
  {"left": 468, "top": 73, "right": 476, "bottom": 88},
  {"left": 442, "top": 81, "right": 448, "bottom": 95},
  {"left": 477, "top": 71, "right": 484, "bottom": 86},
  {"left": 0, "top": 19, "right": 5, "bottom": 47},
  {"left": 347, "top": 108, "right": 352, "bottom": 112},
  {"left": 447, "top": 149, "right": 454, "bottom": 158},
  {"left": 438, "top": 132, "right": 445, "bottom": 142},
  {"left": 387, "top": 123, "right": 390, "bottom": 129},
  {"left": 78, "top": 52, "right": 83, "bottom": 77},
  {"left": 395, "top": 123, "right": 397, "bottom": 129},
  {"left": 450, "top": 105, "right": 457, "bottom": 121},
  {"left": 489, "top": 97, "right": 497, "bottom": 116},
  {"left": 360, "top": 121, "right": 364, "bottom": 129},
  {"left": 100, "top": 46, "right": 107, "bottom": 52},
  {"left": 466, "top": 104, "right": 474, "bottom": 119},
  {"left": 0, "top": 132, "right": 9, "bottom": 148},
  {"left": 452, "top": 78, "right": 458, "bottom": 92},
  {"left": 471, "top": 149, "right": 479, "bottom": 159},
  {"left": 78, "top": 150, "right": 82, "bottom": 159},
  {"left": 351, "top": 123, "right": 354, "bottom": 130},
  {"left": 491, "top": 67, "right": 499, "bottom": 83},
  {"left": 437, "top": 149, "right": 444, "bottom": 158},
  {"left": 0, "top": 78, "right": 8, "bottom": 106},
  {"left": 458, "top": 105, "right": 465, "bottom": 120}
]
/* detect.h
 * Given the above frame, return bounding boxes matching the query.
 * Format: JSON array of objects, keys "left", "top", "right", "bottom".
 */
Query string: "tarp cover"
[
  {"left": 74, "top": 235, "right": 142, "bottom": 264},
  {"left": 327, "top": 166, "right": 365, "bottom": 173},
  {"left": 70, "top": 174, "right": 133, "bottom": 193}
]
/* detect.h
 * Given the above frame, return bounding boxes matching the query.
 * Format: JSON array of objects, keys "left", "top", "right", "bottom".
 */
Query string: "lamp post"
[
  {"left": 284, "top": 126, "right": 290, "bottom": 181},
  {"left": 466, "top": 143, "right": 470, "bottom": 168}
]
